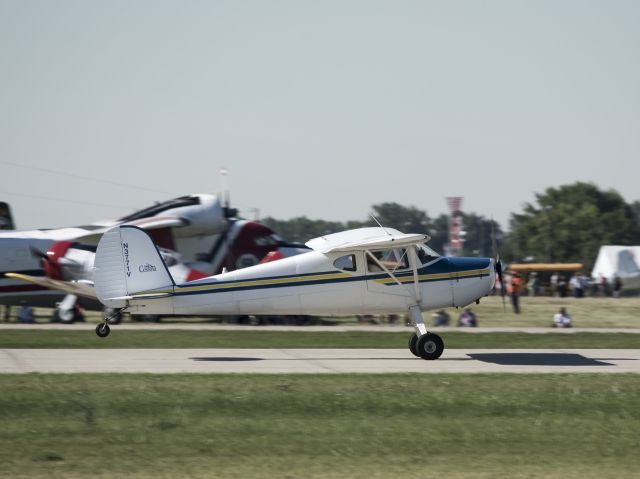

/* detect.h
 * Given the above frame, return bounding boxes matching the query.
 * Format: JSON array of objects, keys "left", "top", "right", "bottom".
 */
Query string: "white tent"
[{"left": 591, "top": 245, "right": 640, "bottom": 290}]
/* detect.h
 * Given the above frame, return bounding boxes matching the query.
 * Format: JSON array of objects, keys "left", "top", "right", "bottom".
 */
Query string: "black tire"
[
  {"left": 95, "top": 323, "right": 110, "bottom": 338},
  {"left": 416, "top": 333, "right": 444, "bottom": 360},
  {"left": 408, "top": 334, "right": 420, "bottom": 357}
]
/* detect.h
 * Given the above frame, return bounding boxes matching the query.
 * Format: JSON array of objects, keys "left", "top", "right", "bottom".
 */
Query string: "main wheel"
[
  {"left": 408, "top": 334, "right": 420, "bottom": 357},
  {"left": 416, "top": 333, "right": 444, "bottom": 360},
  {"left": 95, "top": 323, "right": 110, "bottom": 338}
]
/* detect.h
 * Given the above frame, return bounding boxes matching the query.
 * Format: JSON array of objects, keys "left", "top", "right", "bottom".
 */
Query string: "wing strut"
[{"left": 364, "top": 250, "right": 405, "bottom": 288}]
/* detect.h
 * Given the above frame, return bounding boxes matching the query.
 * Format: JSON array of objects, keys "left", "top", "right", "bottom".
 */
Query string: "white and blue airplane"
[{"left": 92, "top": 225, "right": 501, "bottom": 359}]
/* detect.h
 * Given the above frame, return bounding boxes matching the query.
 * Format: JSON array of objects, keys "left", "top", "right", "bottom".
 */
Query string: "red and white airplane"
[{"left": 1, "top": 194, "right": 306, "bottom": 321}]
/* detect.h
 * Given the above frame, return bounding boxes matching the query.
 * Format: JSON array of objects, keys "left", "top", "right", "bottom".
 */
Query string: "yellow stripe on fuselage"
[
  {"left": 132, "top": 271, "right": 353, "bottom": 298},
  {"left": 373, "top": 268, "right": 490, "bottom": 285}
]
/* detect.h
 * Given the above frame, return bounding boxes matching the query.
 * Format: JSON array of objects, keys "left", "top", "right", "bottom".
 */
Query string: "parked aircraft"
[
  {"left": 91, "top": 225, "right": 500, "bottom": 359},
  {"left": 1, "top": 194, "right": 306, "bottom": 321}
]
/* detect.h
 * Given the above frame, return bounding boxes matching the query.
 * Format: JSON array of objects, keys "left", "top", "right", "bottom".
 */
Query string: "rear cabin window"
[
  {"left": 334, "top": 254, "right": 357, "bottom": 272},
  {"left": 367, "top": 248, "right": 410, "bottom": 272}
]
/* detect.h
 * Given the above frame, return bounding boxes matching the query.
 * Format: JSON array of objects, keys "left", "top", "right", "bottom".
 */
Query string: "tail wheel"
[
  {"left": 416, "top": 333, "right": 444, "bottom": 360},
  {"left": 95, "top": 323, "right": 110, "bottom": 338}
]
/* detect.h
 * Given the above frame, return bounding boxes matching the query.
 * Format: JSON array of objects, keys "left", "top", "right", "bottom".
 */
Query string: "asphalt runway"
[{"left": 2, "top": 348, "right": 639, "bottom": 374}]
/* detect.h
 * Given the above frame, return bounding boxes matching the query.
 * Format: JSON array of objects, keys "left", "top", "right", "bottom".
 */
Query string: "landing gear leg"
[{"left": 408, "top": 305, "right": 444, "bottom": 360}]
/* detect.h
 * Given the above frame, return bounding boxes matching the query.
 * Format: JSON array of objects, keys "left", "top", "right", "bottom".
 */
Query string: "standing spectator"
[
  {"left": 613, "top": 275, "right": 623, "bottom": 298},
  {"left": 598, "top": 274, "right": 611, "bottom": 297},
  {"left": 527, "top": 273, "right": 540, "bottom": 297},
  {"left": 458, "top": 308, "right": 477, "bottom": 327},
  {"left": 431, "top": 310, "right": 450, "bottom": 327},
  {"left": 557, "top": 275, "right": 568, "bottom": 298},
  {"left": 18, "top": 303, "right": 35, "bottom": 324},
  {"left": 550, "top": 273, "right": 559, "bottom": 297},
  {"left": 553, "top": 307, "right": 572, "bottom": 328},
  {"left": 569, "top": 274, "right": 584, "bottom": 298},
  {"left": 508, "top": 272, "right": 524, "bottom": 314}
]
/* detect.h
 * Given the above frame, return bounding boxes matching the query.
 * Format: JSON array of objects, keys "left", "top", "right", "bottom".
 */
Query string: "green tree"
[
  {"left": 262, "top": 217, "right": 347, "bottom": 243},
  {"left": 369, "top": 202, "right": 431, "bottom": 235},
  {"left": 507, "top": 182, "right": 640, "bottom": 270},
  {"left": 460, "top": 213, "right": 503, "bottom": 258},
  {"left": 428, "top": 214, "right": 450, "bottom": 254}
]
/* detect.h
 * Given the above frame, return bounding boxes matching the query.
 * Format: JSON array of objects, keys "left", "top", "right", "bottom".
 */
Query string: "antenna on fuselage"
[
  {"left": 220, "top": 168, "right": 237, "bottom": 218},
  {"left": 370, "top": 214, "right": 391, "bottom": 236},
  {"left": 220, "top": 168, "right": 230, "bottom": 209}
]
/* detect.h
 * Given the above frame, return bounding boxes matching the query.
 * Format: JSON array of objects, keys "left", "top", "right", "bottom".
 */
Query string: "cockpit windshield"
[
  {"left": 118, "top": 196, "right": 201, "bottom": 222},
  {"left": 416, "top": 243, "right": 440, "bottom": 265}
]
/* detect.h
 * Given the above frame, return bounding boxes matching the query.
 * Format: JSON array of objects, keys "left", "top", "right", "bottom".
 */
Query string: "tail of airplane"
[
  {"left": 94, "top": 226, "right": 175, "bottom": 308},
  {"left": 0, "top": 202, "right": 15, "bottom": 230}
]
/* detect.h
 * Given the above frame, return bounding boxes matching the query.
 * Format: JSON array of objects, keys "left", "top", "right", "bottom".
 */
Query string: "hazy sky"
[{"left": 1, "top": 0, "right": 638, "bottom": 232}]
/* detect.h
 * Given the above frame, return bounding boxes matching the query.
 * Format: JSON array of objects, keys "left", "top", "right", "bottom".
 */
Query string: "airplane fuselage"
[{"left": 125, "top": 249, "right": 495, "bottom": 316}]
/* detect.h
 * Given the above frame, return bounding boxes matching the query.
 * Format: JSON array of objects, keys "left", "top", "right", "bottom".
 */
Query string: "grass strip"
[
  {"left": 1, "top": 374, "right": 639, "bottom": 479},
  {"left": 1, "top": 329, "right": 640, "bottom": 349}
]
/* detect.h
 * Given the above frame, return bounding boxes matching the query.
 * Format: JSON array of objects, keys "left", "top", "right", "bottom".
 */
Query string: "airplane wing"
[
  {"left": 62, "top": 216, "right": 188, "bottom": 245},
  {"left": 4, "top": 273, "right": 98, "bottom": 300},
  {"left": 306, "top": 227, "right": 429, "bottom": 253},
  {"left": 123, "top": 216, "right": 187, "bottom": 230}
]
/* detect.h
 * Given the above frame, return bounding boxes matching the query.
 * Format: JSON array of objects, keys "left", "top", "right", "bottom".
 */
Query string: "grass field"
[
  {"left": 1, "top": 374, "right": 639, "bottom": 479},
  {"left": 14, "top": 295, "right": 640, "bottom": 328},
  {"left": 2, "top": 329, "right": 640, "bottom": 349},
  {"left": 470, "top": 295, "right": 640, "bottom": 328}
]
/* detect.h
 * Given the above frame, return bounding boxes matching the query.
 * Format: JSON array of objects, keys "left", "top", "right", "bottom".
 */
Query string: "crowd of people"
[
  {"left": 507, "top": 271, "right": 624, "bottom": 299},
  {"left": 431, "top": 308, "right": 478, "bottom": 327}
]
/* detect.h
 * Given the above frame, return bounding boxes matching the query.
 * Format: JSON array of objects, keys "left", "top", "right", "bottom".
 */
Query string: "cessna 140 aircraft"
[{"left": 91, "top": 225, "right": 501, "bottom": 360}]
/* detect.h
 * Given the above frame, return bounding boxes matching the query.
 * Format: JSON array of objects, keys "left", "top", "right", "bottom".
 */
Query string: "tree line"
[{"left": 263, "top": 182, "right": 640, "bottom": 271}]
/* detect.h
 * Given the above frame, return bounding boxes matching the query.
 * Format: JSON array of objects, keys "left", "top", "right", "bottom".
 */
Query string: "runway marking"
[{"left": 2, "top": 349, "right": 640, "bottom": 374}]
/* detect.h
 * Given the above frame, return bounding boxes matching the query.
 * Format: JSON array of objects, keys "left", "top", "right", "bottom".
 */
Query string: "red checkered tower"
[{"left": 446, "top": 197, "right": 464, "bottom": 257}]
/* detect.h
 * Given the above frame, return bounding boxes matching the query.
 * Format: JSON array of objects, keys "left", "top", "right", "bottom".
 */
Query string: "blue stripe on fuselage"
[{"left": 170, "top": 257, "right": 491, "bottom": 297}]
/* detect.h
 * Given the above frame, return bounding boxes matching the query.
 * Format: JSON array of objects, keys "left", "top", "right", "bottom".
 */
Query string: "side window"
[
  {"left": 367, "top": 248, "right": 410, "bottom": 272},
  {"left": 334, "top": 254, "right": 357, "bottom": 272}
]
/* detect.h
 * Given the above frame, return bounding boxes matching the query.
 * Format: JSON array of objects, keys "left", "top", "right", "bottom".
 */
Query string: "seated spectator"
[
  {"left": 431, "top": 309, "right": 450, "bottom": 327},
  {"left": 18, "top": 303, "right": 35, "bottom": 324},
  {"left": 613, "top": 275, "right": 623, "bottom": 298},
  {"left": 458, "top": 308, "right": 477, "bottom": 327},
  {"left": 553, "top": 307, "right": 572, "bottom": 328}
]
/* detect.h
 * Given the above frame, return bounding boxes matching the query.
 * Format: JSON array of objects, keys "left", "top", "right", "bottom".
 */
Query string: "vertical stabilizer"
[
  {"left": 94, "top": 226, "right": 175, "bottom": 308},
  {"left": 0, "top": 202, "right": 15, "bottom": 230}
]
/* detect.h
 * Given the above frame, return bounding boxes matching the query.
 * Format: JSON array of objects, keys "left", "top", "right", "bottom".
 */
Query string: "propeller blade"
[
  {"left": 29, "top": 246, "right": 49, "bottom": 261},
  {"left": 496, "top": 258, "right": 506, "bottom": 311},
  {"left": 490, "top": 218, "right": 506, "bottom": 311}
]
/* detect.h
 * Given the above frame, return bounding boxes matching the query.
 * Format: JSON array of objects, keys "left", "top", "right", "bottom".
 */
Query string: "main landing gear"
[
  {"left": 408, "top": 332, "right": 444, "bottom": 360},
  {"left": 408, "top": 305, "right": 444, "bottom": 360}
]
